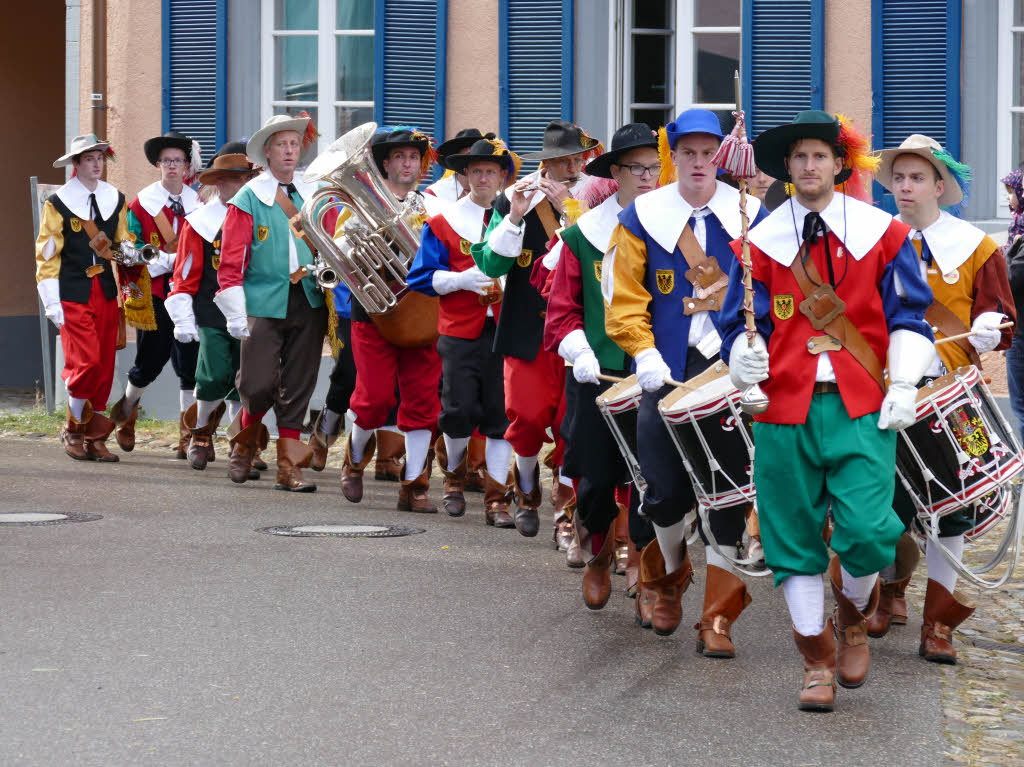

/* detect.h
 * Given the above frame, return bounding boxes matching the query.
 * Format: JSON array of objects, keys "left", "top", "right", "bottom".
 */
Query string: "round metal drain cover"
[
  {"left": 0, "top": 512, "right": 102, "bottom": 526},
  {"left": 257, "top": 523, "right": 425, "bottom": 538}
]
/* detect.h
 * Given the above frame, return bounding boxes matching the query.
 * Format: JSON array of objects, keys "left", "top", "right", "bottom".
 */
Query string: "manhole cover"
[
  {"left": 257, "top": 523, "right": 426, "bottom": 538},
  {"left": 970, "top": 638, "right": 1024, "bottom": 655},
  {"left": 0, "top": 512, "right": 102, "bottom": 526}
]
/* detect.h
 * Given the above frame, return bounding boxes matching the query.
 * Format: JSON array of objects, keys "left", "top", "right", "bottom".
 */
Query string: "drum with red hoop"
[{"left": 656, "top": 360, "right": 755, "bottom": 511}]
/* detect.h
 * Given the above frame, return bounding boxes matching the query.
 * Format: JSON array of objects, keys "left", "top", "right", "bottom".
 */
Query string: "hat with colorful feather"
[
  {"left": 371, "top": 126, "right": 437, "bottom": 181},
  {"left": 246, "top": 111, "right": 319, "bottom": 169},
  {"left": 443, "top": 138, "right": 522, "bottom": 187},
  {"left": 875, "top": 134, "right": 971, "bottom": 208}
]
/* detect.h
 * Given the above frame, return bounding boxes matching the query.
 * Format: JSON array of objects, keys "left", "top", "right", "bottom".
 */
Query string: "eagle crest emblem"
[
  {"left": 517, "top": 249, "right": 533, "bottom": 268},
  {"left": 655, "top": 269, "right": 674, "bottom": 295},
  {"left": 594, "top": 261, "right": 603, "bottom": 282},
  {"left": 257, "top": 226, "right": 269, "bottom": 242},
  {"left": 773, "top": 294, "right": 795, "bottom": 320},
  {"left": 70, "top": 217, "right": 82, "bottom": 233},
  {"left": 952, "top": 409, "right": 990, "bottom": 458}
]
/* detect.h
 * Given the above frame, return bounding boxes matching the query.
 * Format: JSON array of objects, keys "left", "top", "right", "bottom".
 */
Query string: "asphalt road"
[{"left": 0, "top": 440, "right": 945, "bottom": 767}]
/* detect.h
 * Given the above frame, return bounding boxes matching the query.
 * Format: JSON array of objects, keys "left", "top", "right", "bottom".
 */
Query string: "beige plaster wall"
[
  {"left": 824, "top": 0, "right": 872, "bottom": 139},
  {"left": 80, "top": 0, "right": 163, "bottom": 197},
  {"left": 445, "top": 0, "right": 500, "bottom": 138}
]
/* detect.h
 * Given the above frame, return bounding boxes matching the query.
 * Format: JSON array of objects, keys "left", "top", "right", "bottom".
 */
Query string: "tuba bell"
[{"left": 300, "top": 122, "right": 438, "bottom": 348}]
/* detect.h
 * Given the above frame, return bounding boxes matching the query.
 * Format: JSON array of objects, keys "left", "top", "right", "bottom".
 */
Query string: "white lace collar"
[
  {"left": 55, "top": 176, "right": 120, "bottom": 220},
  {"left": 136, "top": 180, "right": 199, "bottom": 218},
  {"left": 246, "top": 170, "right": 319, "bottom": 207},
  {"left": 443, "top": 195, "right": 489, "bottom": 243},
  {"left": 897, "top": 211, "right": 987, "bottom": 275},
  {"left": 633, "top": 181, "right": 761, "bottom": 253},
  {"left": 575, "top": 193, "right": 623, "bottom": 252},
  {"left": 185, "top": 200, "right": 228, "bottom": 243}
]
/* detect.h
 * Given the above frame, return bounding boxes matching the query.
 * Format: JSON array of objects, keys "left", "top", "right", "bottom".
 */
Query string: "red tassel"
[{"left": 298, "top": 110, "right": 319, "bottom": 149}]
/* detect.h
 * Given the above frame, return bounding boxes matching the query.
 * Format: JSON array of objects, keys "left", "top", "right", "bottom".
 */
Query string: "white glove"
[
  {"left": 728, "top": 333, "right": 769, "bottom": 389},
  {"left": 214, "top": 285, "right": 249, "bottom": 340},
  {"left": 877, "top": 382, "right": 918, "bottom": 430},
  {"left": 146, "top": 249, "right": 176, "bottom": 277},
  {"left": 968, "top": 311, "right": 1005, "bottom": 354},
  {"left": 432, "top": 266, "right": 492, "bottom": 296},
  {"left": 164, "top": 292, "right": 199, "bottom": 343},
  {"left": 37, "top": 278, "right": 63, "bottom": 328},
  {"left": 572, "top": 350, "right": 600, "bottom": 384},
  {"left": 878, "top": 329, "right": 933, "bottom": 430},
  {"left": 635, "top": 347, "right": 671, "bottom": 392}
]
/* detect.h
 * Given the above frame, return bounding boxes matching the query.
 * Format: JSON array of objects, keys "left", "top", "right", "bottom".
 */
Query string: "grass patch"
[{"left": 0, "top": 408, "right": 180, "bottom": 439}]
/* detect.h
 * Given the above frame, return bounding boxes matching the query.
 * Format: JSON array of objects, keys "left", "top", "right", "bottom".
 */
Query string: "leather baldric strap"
[
  {"left": 153, "top": 210, "right": 179, "bottom": 252},
  {"left": 925, "top": 301, "right": 982, "bottom": 368},
  {"left": 676, "top": 225, "right": 728, "bottom": 314},
  {"left": 533, "top": 198, "right": 560, "bottom": 242},
  {"left": 79, "top": 218, "right": 126, "bottom": 348},
  {"left": 790, "top": 248, "right": 886, "bottom": 392},
  {"left": 274, "top": 186, "right": 317, "bottom": 283}
]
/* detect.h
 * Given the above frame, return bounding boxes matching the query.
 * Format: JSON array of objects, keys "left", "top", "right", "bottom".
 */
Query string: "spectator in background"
[{"left": 1004, "top": 169, "right": 1024, "bottom": 444}]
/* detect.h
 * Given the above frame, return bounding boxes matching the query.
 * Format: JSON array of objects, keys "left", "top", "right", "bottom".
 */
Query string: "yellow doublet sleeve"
[
  {"left": 35, "top": 200, "right": 64, "bottom": 283},
  {"left": 114, "top": 205, "right": 132, "bottom": 245},
  {"left": 332, "top": 206, "right": 354, "bottom": 238},
  {"left": 604, "top": 223, "right": 655, "bottom": 357}
]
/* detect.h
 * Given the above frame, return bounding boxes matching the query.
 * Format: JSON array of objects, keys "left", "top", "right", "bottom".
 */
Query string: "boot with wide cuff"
[
  {"left": 638, "top": 538, "right": 694, "bottom": 636},
  {"left": 397, "top": 466, "right": 438, "bottom": 513},
  {"left": 341, "top": 432, "right": 376, "bottom": 503},
  {"left": 184, "top": 401, "right": 225, "bottom": 471},
  {"left": 919, "top": 579, "right": 975, "bottom": 665},
  {"left": 228, "top": 421, "right": 269, "bottom": 484},
  {"left": 274, "top": 437, "right": 316, "bottom": 492},
  {"left": 61, "top": 402, "right": 93, "bottom": 461},
  {"left": 108, "top": 395, "right": 139, "bottom": 452},
  {"left": 484, "top": 471, "right": 514, "bottom": 527},
  {"left": 695, "top": 564, "right": 752, "bottom": 658},
  {"left": 828, "top": 557, "right": 880, "bottom": 689},
  {"left": 435, "top": 438, "right": 468, "bottom": 517},
  {"left": 582, "top": 527, "right": 616, "bottom": 610},
  {"left": 512, "top": 463, "right": 542, "bottom": 537},
  {"left": 794, "top": 619, "right": 838, "bottom": 712},
  {"left": 83, "top": 411, "right": 119, "bottom": 462},
  {"left": 308, "top": 410, "right": 342, "bottom": 472},
  {"left": 374, "top": 430, "right": 405, "bottom": 481}
]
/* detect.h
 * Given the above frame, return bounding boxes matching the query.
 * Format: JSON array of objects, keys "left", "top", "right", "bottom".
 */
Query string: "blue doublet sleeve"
[
  {"left": 720, "top": 263, "right": 773, "bottom": 365},
  {"left": 406, "top": 222, "right": 450, "bottom": 297},
  {"left": 880, "top": 236, "right": 935, "bottom": 339},
  {"left": 331, "top": 282, "right": 352, "bottom": 319}
]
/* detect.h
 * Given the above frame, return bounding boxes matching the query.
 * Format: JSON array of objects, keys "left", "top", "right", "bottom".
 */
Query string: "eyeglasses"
[
  {"left": 614, "top": 163, "right": 661, "bottom": 177},
  {"left": 159, "top": 158, "right": 187, "bottom": 167}
]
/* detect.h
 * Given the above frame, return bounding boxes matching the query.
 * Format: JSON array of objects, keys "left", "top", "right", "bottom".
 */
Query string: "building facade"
[{"left": 3, "top": 0, "right": 1013, "bottom": 385}]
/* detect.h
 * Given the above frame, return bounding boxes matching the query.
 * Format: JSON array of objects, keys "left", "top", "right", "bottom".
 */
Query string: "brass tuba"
[{"left": 300, "top": 122, "right": 438, "bottom": 348}]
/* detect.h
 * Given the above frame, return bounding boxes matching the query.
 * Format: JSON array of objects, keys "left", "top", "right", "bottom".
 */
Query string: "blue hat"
[{"left": 664, "top": 109, "right": 724, "bottom": 149}]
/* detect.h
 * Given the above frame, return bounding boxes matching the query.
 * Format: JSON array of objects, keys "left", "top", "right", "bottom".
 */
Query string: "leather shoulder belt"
[
  {"left": 676, "top": 225, "right": 728, "bottom": 314},
  {"left": 790, "top": 247, "right": 886, "bottom": 392},
  {"left": 925, "top": 300, "right": 982, "bottom": 368}
]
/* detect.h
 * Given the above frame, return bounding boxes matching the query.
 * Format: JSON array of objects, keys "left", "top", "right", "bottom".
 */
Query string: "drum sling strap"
[
  {"left": 789, "top": 245, "right": 886, "bottom": 392},
  {"left": 533, "top": 198, "right": 560, "bottom": 242},
  {"left": 925, "top": 300, "right": 982, "bottom": 368},
  {"left": 80, "top": 216, "right": 127, "bottom": 350},
  {"left": 676, "top": 225, "right": 729, "bottom": 314},
  {"left": 274, "top": 186, "right": 318, "bottom": 284}
]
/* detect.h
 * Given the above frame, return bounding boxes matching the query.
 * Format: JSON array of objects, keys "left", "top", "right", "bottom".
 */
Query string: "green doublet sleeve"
[{"left": 470, "top": 211, "right": 515, "bottom": 278}]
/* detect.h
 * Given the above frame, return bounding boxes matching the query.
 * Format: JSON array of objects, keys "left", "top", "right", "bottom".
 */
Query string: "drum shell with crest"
[{"left": 657, "top": 360, "right": 756, "bottom": 510}]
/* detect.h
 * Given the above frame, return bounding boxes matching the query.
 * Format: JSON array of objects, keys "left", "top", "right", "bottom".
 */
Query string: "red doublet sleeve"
[
  {"left": 972, "top": 245, "right": 1017, "bottom": 351},
  {"left": 217, "top": 205, "right": 254, "bottom": 292},
  {"left": 169, "top": 221, "right": 204, "bottom": 297},
  {"left": 543, "top": 241, "right": 586, "bottom": 354}
]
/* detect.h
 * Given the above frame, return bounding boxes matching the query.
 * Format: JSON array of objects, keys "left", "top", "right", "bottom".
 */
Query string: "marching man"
[
  {"left": 720, "top": 111, "right": 934, "bottom": 711},
  {"left": 872, "top": 134, "right": 1015, "bottom": 663},
  {"left": 36, "top": 134, "right": 131, "bottom": 461},
  {"left": 216, "top": 113, "right": 328, "bottom": 492},
  {"left": 407, "top": 138, "right": 518, "bottom": 524},
  {"left": 165, "top": 142, "right": 258, "bottom": 471},
  {"left": 603, "top": 109, "right": 767, "bottom": 654}
]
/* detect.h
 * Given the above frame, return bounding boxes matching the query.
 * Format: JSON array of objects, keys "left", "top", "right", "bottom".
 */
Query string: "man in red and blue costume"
[{"left": 720, "top": 110, "right": 935, "bottom": 712}]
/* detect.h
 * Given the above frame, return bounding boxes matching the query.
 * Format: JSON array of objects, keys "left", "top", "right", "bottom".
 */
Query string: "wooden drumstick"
[
  {"left": 933, "top": 321, "right": 1014, "bottom": 346},
  {"left": 571, "top": 367, "right": 693, "bottom": 389}
]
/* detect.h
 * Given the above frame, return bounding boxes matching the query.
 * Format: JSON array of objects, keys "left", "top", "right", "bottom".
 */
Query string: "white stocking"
[
  {"left": 782, "top": 574, "right": 825, "bottom": 636},
  {"left": 654, "top": 519, "right": 687, "bottom": 573},
  {"left": 515, "top": 454, "right": 539, "bottom": 493},
  {"left": 840, "top": 565, "right": 878, "bottom": 611},
  {"left": 404, "top": 429, "right": 431, "bottom": 479},
  {"left": 442, "top": 434, "right": 470, "bottom": 471},
  {"left": 484, "top": 438, "right": 512, "bottom": 479},
  {"left": 350, "top": 423, "right": 374, "bottom": 464},
  {"left": 196, "top": 399, "right": 223, "bottom": 429},
  {"left": 926, "top": 534, "right": 964, "bottom": 593}
]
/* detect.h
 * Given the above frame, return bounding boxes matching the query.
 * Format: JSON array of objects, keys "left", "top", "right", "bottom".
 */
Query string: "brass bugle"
[{"left": 113, "top": 241, "right": 160, "bottom": 266}]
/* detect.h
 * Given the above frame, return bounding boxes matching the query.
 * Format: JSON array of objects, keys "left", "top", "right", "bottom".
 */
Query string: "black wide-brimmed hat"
[
  {"left": 753, "top": 110, "right": 851, "bottom": 184},
  {"left": 437, "top": 128, "right": 496, "bottom": 167},
  {"left": 584, "top": 123, "right": 659, "bottom": 178},
  {"left": 197, "top": 141, "right": 256, "bottom": 185},
  {"left": 445, "top": 138, "right": 516, "bottom": 173},
  {"left": 521, "top": 120, "right": 600, "bottom": 161},
  {"left": 144, "top": 130, "right": 196, "bottom": 166},
  {"left": 371, "top": 127, "right": 432, "bottom": 174}
]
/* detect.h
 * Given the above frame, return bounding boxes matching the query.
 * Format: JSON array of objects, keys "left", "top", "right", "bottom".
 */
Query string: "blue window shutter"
[
  {"left": 162, "top": 0, "right": 226, "bottom": 158},
  {"left": 500, "top": 0, "right": 574, "bottom": 174},
  {"left": 743, "top": 0, "right": 824, "bottom": 140},
  {"left": 872, "top": 0, "right": 961, "bottom": 210}
]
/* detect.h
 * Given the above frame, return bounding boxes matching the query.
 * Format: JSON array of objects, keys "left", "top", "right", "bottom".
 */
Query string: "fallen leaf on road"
[{"left": 132, "top": 717, "right": 168, "bottom": 723}]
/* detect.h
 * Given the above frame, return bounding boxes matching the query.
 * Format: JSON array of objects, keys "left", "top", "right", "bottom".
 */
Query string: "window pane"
[
  {"left": 275, "top": 0, "right": 317, "bottom": 30},
  {"left": 694, "top": 33, "right": 739, "bottom": 103},
  {"left": 632, "top": 108, "right": 672, "bottom": 132},
  {"left": 274, "top": 104, "right": 318, "bottom": 125},
  {"left": 696, "top": 0, "right": 740, "bottom": 27},
  {"left": 337, "top": 105, "right": 375, "bottom": 135},
  {"left": 338, "top": 0, "right": 374, "bottom": 29},
  {"left": 1013, "top": 113, "right": 1024, "bottom": 169},
  {"left": 1015, "top": 32, "right": 1024, "bottom": 107},
  {"left": 633, "top": 0, "right": 670, "bottom": 29},
  {"left": 633, "top": 34, "right": 670, "bottom": 104},
  {"left": 337, "top": 35, "right": 374, "bottom": 101},
  {"left": 1017, "top": 0, "right": 1024, "bottom": 25},
  {"left": 275, "top": 36, "right": 318, "bottom": 101}
]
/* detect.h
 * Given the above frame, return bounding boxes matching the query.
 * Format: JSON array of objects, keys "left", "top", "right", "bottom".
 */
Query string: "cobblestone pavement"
[{"left": 4, "top": 390, "right": 1023, "bottom": 764}]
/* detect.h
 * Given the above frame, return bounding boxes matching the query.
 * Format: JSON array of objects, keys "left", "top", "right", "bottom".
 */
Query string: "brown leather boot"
[
  {"left": 566, "top": 511, "right": 588, "bottom": 568},
  {"left": 625, "top": 541, "right": 641, "bottom": 598},
  {"left": 308, "top": 410, "right": 342, "bottom": 472},
  {"left": 61, "top": 403, "right": 93, "bottom": 461},
  {"left": 892, "top": 575, "right": 911, "bottom": 625},
  {"left": 341, "top": 432, "right": 376, "bottom": 503},
  {"left": 184, "top": 401, "right": 225, "bottom": 471},
  {"left": 274, "top": 437, "right": 316, "bottom": 492},
  {"left": 638, "top": 539, "right": 694, "bottom": 636},
  {"left": 175, "top": 410, "right": 189, "bottom": 459},
  {"left": 583, "top": 526, "right": 617, "bottom": 610},
  {"left": 828, "top": 556, "right": 880, "bottom": 689},
  {"left": 108, "top": 395, "right": 139, "bottom": 452},
  {"left": 228, "top": 421, "right": 269, "bottom": 484},
  {"left": 435, "top": 438, "right": 467, "bottom": 517},
  {"left": 695, "top": 565, "right": 752, "bottom": 658},
  {"left": 867, "top": 578, "right": 909, "bottom": 638},
  {"left": 919, "top": 579, "right": 975, "bottom": 665},
  {"left": 374, "top": 429, "right": 405, "bottom": 481},
  {"left": 484, "top": 471, "right": 514, "bottom": 527},
  {"left": 83, "top": 412, "right": 119, "bottom": 462},
  {"left": 634, "top": 544, "right": 657, "bottom": 629},
  {"left": 512, "top": 463, "right": 542, "bottom": 537},
  {"left": 397, "top": 466, "right": 438, "bottom": 513},
  {"left": 794, "top": 619, "right": 838, "bottom": 712},
  {"left": 614, "top": 501, "right": 631, "bottom": 575},
  {"left": 465, "top": 435, "right": 486, "bottom": 493}
]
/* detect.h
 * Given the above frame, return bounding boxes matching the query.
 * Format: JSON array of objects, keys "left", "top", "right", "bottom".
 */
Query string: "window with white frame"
[
  {"left": 675, "top": 0, "right": 741, "bottom": 130},
  {"left": 621, "top": 0, "right": 675, "bottom": 130},
  {"left": 261, "top": 0, "right": 375, "bottom": 154},
  {"left": 997, "top": 0, "right": 1024, "bottom": 217}
]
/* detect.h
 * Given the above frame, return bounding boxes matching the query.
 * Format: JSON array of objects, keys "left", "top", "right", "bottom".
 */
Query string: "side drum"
[{"left": 595, "top": 374, "right": 646, "bottom": 494}]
